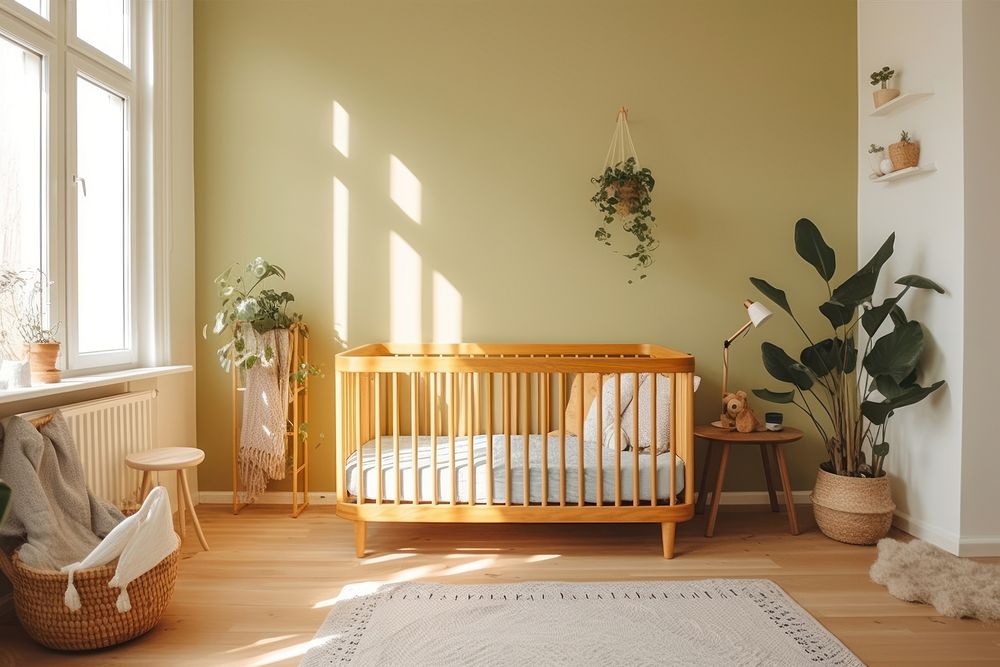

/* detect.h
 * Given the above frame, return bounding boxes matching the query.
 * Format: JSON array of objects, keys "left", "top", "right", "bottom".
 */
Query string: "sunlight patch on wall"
[
  {"left": 432, "top": 270, "right": 462, "bottom": 342},
  {"left": 332, "top": 101, "right": 349, "bottom": 157},
  {"left": 333, "top": 177, "right": 349, "bottom": 344},
  {"left": 390, "top": 231, "right": 422, "bottom": 342},
  {"left": 389, "top": 154, "right": 422, "bottom": 224}
]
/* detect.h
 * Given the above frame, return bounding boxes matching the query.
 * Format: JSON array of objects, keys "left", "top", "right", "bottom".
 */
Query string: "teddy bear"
[{"left": 720, "top": 390, "right": 764, "bottom": 433}]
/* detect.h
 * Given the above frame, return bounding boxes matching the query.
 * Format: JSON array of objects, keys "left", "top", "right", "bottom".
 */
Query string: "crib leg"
[
  {"left": 354, "top": 521, "right": 367, "bottom": 558},
  {"left": 661, "top": 522, "right": 676, "bottom": 559}
]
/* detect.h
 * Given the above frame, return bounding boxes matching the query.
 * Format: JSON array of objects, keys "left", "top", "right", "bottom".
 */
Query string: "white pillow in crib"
[{"left": 583, "top": 373, "right": 700, "bottom": 453}]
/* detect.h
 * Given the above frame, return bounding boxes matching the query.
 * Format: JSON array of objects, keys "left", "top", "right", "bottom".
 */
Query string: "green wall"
[{"left": 194, "top": 0, "right": 857, "bottom": 494}]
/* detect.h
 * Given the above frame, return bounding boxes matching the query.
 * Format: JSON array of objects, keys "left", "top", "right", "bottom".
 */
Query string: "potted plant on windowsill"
[
  {"left": 870, "top": 66, "right": 899, "bottom": 108},
  {"left": 750, "top": 218, "right": 945, "bottom": 545},
  {"left": 0, "top": 269, "right": 62, "bottom": 384}
]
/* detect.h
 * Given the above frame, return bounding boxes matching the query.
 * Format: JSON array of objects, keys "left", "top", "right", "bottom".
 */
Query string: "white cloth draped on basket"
[
  {"left": 238, "top": 328, "right": 291, "bottom": 504},
  {"left": 60, "top": 485, "right": 178, "bottom": 613},
  {"left": 583, "top": 373, "right": 700, "bottom": 453}
]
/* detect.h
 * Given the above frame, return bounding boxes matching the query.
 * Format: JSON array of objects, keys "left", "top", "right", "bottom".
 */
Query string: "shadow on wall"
[{"left": 332, "top": 100, "right": 464, "bottom": 349}]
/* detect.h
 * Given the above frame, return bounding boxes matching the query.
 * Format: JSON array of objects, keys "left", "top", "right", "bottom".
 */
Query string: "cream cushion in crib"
[
  {"left": 562, "top": 373, "right": 609, "bottom": 435},
  {"left": 582, "top": 374, "right": 701, "bottom": 453}
]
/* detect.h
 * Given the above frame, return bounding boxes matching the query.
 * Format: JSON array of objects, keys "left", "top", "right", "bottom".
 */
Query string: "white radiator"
[{"left": 19, "top": 391, "right": 156, "bottom": 508}]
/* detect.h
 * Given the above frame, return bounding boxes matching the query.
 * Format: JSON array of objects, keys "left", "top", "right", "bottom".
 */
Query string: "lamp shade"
[{"left": 746, "top": 300, "right": 772, "bottom": 327}]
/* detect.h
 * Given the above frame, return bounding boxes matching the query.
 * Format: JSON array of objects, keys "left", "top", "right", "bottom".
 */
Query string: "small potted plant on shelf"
[
  {"left": 870, "top": 66, "right": 899, "bottom": 108},
  {"left": 867, "top": 143, "right": 886, "bottom": 177},
  {"left": 591, "top": 156, "right": 658, "bottom": 283},
  {"left": 0, "top": 269, "right": 61, "bottom": 384},
  {"left": 888, "top": 130, "right": 920, "bottom": 171},
  {"left": 750, "top": 218, "right": 945, "bottom": 545}
]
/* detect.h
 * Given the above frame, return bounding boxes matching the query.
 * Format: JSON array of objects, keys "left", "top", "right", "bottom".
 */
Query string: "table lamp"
[{"left": 722, "top": 299, "right": 772, "bottom": 396}]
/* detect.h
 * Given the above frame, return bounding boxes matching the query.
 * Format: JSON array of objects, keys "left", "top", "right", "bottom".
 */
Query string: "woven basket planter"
[
  {"left": 0, "top": 543, "right": 180, "bottom": 650},
  {"left": 811, "top": 467, "right": 895, "bottom": 545},
  {"left": 888, "top": 140, "right": 920, "bottom": 170}
]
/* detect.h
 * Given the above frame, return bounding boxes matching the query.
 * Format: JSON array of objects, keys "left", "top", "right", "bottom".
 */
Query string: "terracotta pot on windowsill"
[{"left": 27, "top": 342, "right": 61, "bottom": 384}]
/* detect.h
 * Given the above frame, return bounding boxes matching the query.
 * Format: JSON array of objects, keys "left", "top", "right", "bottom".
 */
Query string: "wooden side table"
[{"left": 694, "top": 424, "right": 802, "bottom": 537}]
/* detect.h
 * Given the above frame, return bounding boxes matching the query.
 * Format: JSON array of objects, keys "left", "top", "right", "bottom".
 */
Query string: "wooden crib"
[{"left": 335, "top": 343, "right": 696, "bottom": 558}]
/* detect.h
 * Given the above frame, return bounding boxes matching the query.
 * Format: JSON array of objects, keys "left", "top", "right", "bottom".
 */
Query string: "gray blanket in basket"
[{"left": 0, "top": 413, "right": 123, "bottom": 570}]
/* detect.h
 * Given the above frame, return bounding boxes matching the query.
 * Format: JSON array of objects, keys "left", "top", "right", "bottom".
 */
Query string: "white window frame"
[
  {"left": 1, "top": 0, "right": 151, "bottom": 375},
  {"left": 65, "top": 52, "right": 137, "bottom": 369}
]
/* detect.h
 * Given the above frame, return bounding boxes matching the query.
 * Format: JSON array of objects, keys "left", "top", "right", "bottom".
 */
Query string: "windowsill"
[{"left": 0, "top": 365, "right": 193, "bottom": 405}]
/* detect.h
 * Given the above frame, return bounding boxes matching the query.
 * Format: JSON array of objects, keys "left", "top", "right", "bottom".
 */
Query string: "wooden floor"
[{"left": 2, "top": 504, "right": 998, "bottom": 666}]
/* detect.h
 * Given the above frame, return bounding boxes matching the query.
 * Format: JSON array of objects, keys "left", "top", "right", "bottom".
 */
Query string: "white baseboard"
[
  {"left": 892, "top": 510, "right": 961, "bottom": 554},
  {"left": 198, "top": 490, "right": 338, "bottom": 505},
  {"left": 197, "top": 490, "right": 809, "bottom": 506},
  {"left": 957, "top": 534, "right": 1000, "bottom": 557}
]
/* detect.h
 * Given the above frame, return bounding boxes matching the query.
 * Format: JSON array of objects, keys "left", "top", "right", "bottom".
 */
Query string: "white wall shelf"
[
  {"left": 870, "top": 92, "right": 934, "bottom": 117},
  {"left": 868, "top": 163, "right": 937, "bottom": 183}
]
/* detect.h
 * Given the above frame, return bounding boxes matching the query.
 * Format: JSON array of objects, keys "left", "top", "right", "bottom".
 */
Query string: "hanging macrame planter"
[{"left": 591, "top": 107, "right": 658, "bottom": 283}]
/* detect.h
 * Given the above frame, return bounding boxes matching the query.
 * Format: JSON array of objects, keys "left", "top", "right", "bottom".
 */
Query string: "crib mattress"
[{"left": 345, "top": 434, "right": 685, "bottom": 505}]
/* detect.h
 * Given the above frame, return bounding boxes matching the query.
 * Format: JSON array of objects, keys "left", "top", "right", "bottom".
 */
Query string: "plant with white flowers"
[{"left": 207, "top": 257, "right": 301, "bottom": 371}]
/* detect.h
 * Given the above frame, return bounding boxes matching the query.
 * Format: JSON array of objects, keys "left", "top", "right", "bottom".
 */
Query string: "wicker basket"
[
  {"left": 811, "top": 467, "right": 895, "bottom": 545},
  {"left": 0, "top": 542, "right": 180, "bottom": 651},
  {"left": 888, "top": 140, "right": 920, "bottom": 170}
]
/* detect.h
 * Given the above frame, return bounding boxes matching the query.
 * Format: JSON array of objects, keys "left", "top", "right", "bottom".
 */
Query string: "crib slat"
[
  {"left": 596, "top": 371, "right": 603, "bottom": 507},
  {"left": 578, "top": 373, "right": 585, "bottom": 507},
  {"left": 615, "top": 373, "right": 622, "bottom": 507},
  {"left": 450, "top": 373, "right": 457, "bottom": 505},
  {"left": 356, "top": 374, "right": 364, "bottom": 505},
  {"left": 650, "top": 372, "right": 657, "bottom": 507},
  {"left": 468, "top": 372, "right": 475, "bottom": 506},
  {"left": 503, "top": 373, "right": 511, "bottom": 506},
  {"left": 411, "top": 372, "right": 419, "bottom": 504},
  {"left": 431, "top": 372, "right": 438, "bottom": 505},
  {"left": 559, "top": 373, "right": 566, "bottom": 506},
  {"left": 486, "top": 372, "right": 494, "bottom": 506},
  {"left": 522, "top": 373, "right": 529, "bottom": 507},
  {"left": 375, "top": 373, "right": 382, "bottom": 505},
  {"left": 541, "top": 373, "right": 549, "bottom": 506},
  {"left": 632, "top": 372, "right": 640, "bottom": 507},
  {"left": 393, "top": 373, "right": 401, "bottom": 504}
]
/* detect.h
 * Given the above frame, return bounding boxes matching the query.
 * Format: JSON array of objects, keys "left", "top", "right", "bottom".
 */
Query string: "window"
[{"left": 1, "top": 0, "right": 143, "bottom": 372}]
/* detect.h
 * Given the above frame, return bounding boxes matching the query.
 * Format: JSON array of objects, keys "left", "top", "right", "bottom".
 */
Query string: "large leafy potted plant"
[{"left": 751, "top": 218, "right": 944, "bottom": 545}]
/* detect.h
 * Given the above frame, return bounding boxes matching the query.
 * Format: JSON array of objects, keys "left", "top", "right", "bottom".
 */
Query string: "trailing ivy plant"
[
  {"left": 207, "top": 257, "right": 302, "bottom": 372},
  {"left": 591, "top": 157, "right": 657, "bottom": 283},
  {"left": 751, "top": 218, "right": 944, "bottom": 478}
]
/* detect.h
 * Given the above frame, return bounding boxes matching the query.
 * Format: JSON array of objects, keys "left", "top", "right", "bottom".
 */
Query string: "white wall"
[
  {"left": 959, "top": 0, "right": 1000, "bottom": 553},
  {"left": 858, "top": 0, "right": 999, "bottom": 555},
  {"left": 858, "top": 0, "right": 965, "bottom": 552}
]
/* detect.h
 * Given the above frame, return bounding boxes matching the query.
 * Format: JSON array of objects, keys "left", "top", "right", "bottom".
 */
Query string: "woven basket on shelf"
[
  {"left": 0, "top": 542, "right": 180, "bottom": 651},
  {"left": 811, "top": 467, "right": 895, "bottom": 546},
  {"left": 888, "top": 140, "right": 920, "bottom": 170}
]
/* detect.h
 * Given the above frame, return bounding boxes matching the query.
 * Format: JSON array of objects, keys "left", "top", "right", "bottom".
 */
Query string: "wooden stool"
[
  {"left": 126, "top": 447, "right": 210, "bottom": 551},
  {"left": 694, "top": 425, "right": 803, "bottom": 537}
]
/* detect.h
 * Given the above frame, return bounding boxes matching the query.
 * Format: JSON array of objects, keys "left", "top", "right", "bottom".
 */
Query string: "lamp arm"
[
  {"left": 724, "top": 319, "right": 754, "bottom": 347},
  {"left": 721, "top": 318, "right": 754, "bottom": 397}
]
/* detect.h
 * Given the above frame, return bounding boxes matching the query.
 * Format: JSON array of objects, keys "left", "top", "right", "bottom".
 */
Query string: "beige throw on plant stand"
[{"left": 238, "top": 329, "right": 291, "bottom": 504}]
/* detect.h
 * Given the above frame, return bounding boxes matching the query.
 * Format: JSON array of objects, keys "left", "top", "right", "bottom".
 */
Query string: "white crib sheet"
[{"left": 345, "top": 434, "right": 685, "bottom": 505}]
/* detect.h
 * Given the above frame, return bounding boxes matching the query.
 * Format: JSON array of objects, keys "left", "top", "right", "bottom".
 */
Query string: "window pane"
[
  {"left": 76, "top": 0, "right": 130, "bottom": 67},
  {"left": 13, "top": 0, "right": 48, "bottom": 20},
  {"left": 0, "top": 36, "right": 44, "bottom": 359},
  {"left": 76, "top": 76, "right": 128, "bottom": 354}
]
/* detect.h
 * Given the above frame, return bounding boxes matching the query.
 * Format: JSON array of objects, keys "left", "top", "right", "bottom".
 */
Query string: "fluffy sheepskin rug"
[{"left": 870, "top": 538, "right": 1000, "bottom": 620}]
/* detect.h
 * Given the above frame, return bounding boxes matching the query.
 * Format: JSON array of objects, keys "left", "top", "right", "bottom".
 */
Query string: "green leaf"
[
  {"left": 794, "top": 218, "right": 837, "bottom": 281},
  {"left": 895, "top": 274, "right": 945, "bottom": 293},
  {"left": 861, "top": 289, "right": 908, "bottom": 337},
  {"left": 889, "top": 304, "right": 908, "bottom": 328},
  {"left": 800, "top": 337, "right": 857, "bottom": 377},
  {"left": 820, "top": 300, "right": 854, "bottom": 328},
  {"left": 863, "top": 380, "right": 944, "bottom": 424},
  {"left": 750, "top": 277, "right": 793, "bottom": 316},
  {"left": 761, "top": 342, "right": 814, "bottom": 390},
  {"left": 864, "top": 321, "right": 924, "bottom": 382},
  {"left": 832, "top": 233, "right": 896, "bottom": 308},
  {"left": 861, "top": 232, "right": 895, "bottom": 276},
  {"left": 872, "top": 442, "right": 890, "bottom": 457},
  {"left": 752, "top": 388, "right": 796, "bottom": 404},
  {"left": 861, "top": 400, "right": 894, "bottom": 425}
]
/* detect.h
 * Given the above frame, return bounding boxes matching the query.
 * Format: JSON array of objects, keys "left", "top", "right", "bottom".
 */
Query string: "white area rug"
[{"left": 301, "top": 580, "right": 863, "bottom": 666}]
